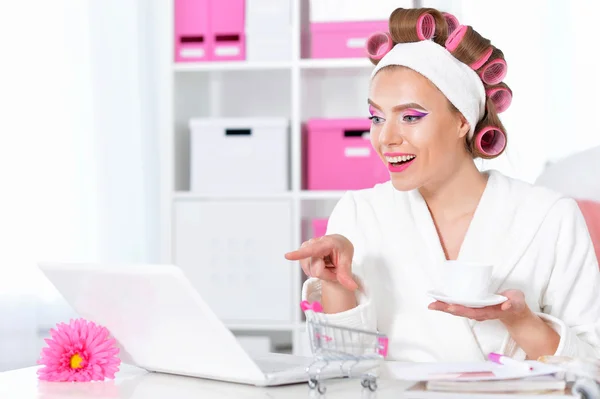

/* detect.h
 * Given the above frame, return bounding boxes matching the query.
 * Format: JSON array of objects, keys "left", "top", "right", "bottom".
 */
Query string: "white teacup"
[{"left": 440, "top": 261, "right": 493, "bottom": 300}]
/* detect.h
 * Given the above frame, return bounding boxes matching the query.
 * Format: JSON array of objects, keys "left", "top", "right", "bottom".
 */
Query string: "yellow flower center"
[{"left": 70, "top": 353, "right": 83, "bottom": 369}]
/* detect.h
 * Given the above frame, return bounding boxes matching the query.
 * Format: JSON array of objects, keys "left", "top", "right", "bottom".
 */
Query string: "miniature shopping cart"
[{"left": 300, "top": 300, "right": 389, "bottom": 394}]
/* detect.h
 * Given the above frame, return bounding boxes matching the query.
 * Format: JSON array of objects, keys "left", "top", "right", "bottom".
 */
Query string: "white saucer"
[{"left": 427, "top": 290, "right": 508, "bottom": 308}]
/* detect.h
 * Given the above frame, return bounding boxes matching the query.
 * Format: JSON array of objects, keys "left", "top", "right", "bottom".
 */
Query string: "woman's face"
[{"left": 368, "top": 66, "right": 471, "bottom": 191}]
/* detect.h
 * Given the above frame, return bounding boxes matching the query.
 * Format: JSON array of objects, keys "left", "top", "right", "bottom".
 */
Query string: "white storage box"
[
  {"left": 246, "top": 0, "right": 292, "bottom": 32},
  {"left": 247, "top": 30, "right": 292, "bottom": 62},
  {"left": 189, "top": 117, "right": 289, "bottom": 194},
  {"left": 309, "top": 0, "right": 411, "bottom": 23},
  {"left": 173, "top": 199, "right": 294, "bottom": 323},
  {"left": 246, "top": 0, "right": 292, "bottom": 61}
]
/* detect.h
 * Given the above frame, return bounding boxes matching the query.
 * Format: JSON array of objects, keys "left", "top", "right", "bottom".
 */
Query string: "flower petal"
[
  {"left": 92, "top": 347, "right": 120, "bottom": 360},
  {"left": 53, "top": 328, "right": 72, "bottom": 348},
  {"left": 44, "top": 338, "right": 66, "bottom": 353},
  {"left": 40, "top": 346, "right": 62, "bottom": 360},
  {"left": 89, "top": 339, "right": 115, "bottom": 355},
  {"left": 87, "top": 327, "right": 108, "bottom": 349}
]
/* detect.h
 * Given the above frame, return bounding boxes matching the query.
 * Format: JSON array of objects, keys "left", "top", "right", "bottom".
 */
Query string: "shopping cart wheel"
[
  {"left": 361, "top": 376, "right": 378, "bottom": 391},
  {"left": 317, "top": 382, "right": 327, "bottom": 394},
  {"left": 308, "top": 378, "right": 317, "bottom": 389},
  {"left": 368, "top": 381, "right": 378, "bottom": 391}
]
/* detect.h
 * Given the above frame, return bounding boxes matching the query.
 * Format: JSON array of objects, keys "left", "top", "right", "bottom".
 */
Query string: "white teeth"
[{"left": 385, "top": 155, "right": 415, "bottom": 163}]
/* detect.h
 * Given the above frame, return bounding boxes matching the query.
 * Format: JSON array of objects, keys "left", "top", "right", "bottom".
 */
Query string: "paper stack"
[
  {"left": 384, "top": 360, "right": 573, "bottom": 398},
  {"left": 404, "top": 378, "right": 572, "bottom": 398}
]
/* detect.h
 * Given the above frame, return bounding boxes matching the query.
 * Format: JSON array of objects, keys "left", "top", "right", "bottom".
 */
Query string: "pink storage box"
[
  {"left": 310, "top": 20, "right": 388, "bottom": 59},
  {"left": 174, "top": 0, "right": 245, "bottom": 62},
  {"left": 305, "top": 118, "right": 389, "bottom": 190},
  {"left": 211, "top": 0, "right": 246, "bottom": 61},
  {"left": 312, "top": 219, "right": 328, "bottom": 238},
  {"left": 174, "top": 0, "right": 210, "bottom": 62}
]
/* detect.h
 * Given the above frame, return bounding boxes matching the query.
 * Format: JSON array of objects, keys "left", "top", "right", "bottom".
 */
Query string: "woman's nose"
[{"left": 379, "top": 121, "right": 403, "bottom": 147}]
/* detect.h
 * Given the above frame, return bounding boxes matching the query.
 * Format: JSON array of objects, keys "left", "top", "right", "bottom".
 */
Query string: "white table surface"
[{"left": 0, "top": 364, "right": 417, "bottom": 399}]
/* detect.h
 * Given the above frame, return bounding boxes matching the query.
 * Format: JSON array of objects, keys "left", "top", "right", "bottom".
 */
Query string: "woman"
[{"left": 285, "top": 7, "right": 600, "bottom": 362}]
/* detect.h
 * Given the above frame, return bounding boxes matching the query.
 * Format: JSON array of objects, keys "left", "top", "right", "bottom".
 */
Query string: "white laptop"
[{"left": 37, "top": 262, "right": 351, "bottom": 387}]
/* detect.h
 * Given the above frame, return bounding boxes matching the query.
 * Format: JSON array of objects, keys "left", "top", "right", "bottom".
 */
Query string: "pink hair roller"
[
  {"left": 480, "top": 58, "right": 507, "bottom": 85},
  {"left": 445, "top": 24, "right": 467, "bottom": 52},
  {"left": 486, "top": 86, "right": 512, "bottom": 113},
  {"left": 416, "top": 13, "right": 436, "bottom": 40},
  {"left": 366, "top": 31, "right": 393, "bottom": 60},
  {"left": 470, "top": 46, "right": 493, "bottom": 70},
  {"left": 442, "top": 12, "right": 459, "bottom": 35},
  {"left": 475, "top": 127, "right": 506, "bottom": 157}
]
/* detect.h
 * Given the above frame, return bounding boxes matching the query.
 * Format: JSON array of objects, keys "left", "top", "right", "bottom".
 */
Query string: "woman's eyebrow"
[{"left": 367, "top": 99, "right": 426, "bottom": 112}]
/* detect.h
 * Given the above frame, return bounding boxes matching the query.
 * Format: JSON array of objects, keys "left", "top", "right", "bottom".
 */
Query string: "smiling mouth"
[{"left": 385, "top": 154, "right": 416, "bottom": 166}]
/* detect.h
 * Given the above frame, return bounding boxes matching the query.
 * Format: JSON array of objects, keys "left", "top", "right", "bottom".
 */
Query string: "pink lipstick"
[
  {"left": 388, "top": 160, "right": 415, "bottom": 172},
  {"left": 384, "top": 152, "right": 416, "bottom": 173}
]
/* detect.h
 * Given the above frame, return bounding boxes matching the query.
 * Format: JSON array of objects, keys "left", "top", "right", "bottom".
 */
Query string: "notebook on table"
[
  {"left": 385, "top": 360, "right": 570, "bottom": 398},
  {"left": 403, "top": 378, "right": 572, "bottom": 399}
]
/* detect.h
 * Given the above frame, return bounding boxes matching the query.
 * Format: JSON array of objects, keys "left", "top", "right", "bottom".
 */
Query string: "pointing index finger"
[{"left": 284, "top": 239, "right": 331, "bottom": 261}]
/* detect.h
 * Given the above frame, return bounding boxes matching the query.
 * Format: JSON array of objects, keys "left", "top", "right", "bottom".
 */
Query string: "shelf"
[
  {"left": 173, "top": 191, "right": 294, "bottom": 200},
  {"left": 160, "top": 1, "right": 379, "bottom": 353},
  {"left": 299, "top": 58, "right": 374, "bottom": 70},
  {"left": 300, "top": 190, "right": 346, "bottom": 200},
  {"left": 173, "top": 61, "right": 293, "bottom": 72},
  {"left": 225, "top": 322, "right": 305, "bottom": 331},
  {"left": 173, "top": 59, "right": 374, "bottom": 72},
  {"left": 173, "top": 191, "right": 347, "bottom": 201}
]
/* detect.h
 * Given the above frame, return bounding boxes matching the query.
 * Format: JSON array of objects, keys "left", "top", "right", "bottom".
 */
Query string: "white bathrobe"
[{"left": 302, "top": 169, "right": 600, "bottom": 362}]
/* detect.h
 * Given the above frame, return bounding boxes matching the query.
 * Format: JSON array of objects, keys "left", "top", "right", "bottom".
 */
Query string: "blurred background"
[{"left": 0, "top": 0, "right": 599, "bottom": 372}]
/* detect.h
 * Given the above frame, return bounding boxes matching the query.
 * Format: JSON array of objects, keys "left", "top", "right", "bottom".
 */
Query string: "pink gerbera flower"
[{"left": 37, "top": 318, "right": 121, "bottom": 382}]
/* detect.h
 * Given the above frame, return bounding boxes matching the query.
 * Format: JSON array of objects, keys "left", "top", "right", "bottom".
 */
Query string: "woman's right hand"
[{"left": 284, "top": 234, "right": 358, "bottom": 292}]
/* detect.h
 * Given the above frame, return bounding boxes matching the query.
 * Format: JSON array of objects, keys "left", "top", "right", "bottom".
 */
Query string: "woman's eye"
[
  {"left": 402, "top": 110, "right": 428, "bottom": 122},
  {"left": 403, "top": 115, "right": 422, "bottom": 123},
  {"left": 369, "top": 116, "right": 384, "bottom": 124}
]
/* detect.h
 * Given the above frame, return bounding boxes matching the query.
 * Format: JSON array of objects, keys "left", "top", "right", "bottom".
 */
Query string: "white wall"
[
  {"left": 0, "top": 0, "right": 161, "bottom": 371},
  {"left": 422, "top": 0, "right": 600, "bottom": 182}
]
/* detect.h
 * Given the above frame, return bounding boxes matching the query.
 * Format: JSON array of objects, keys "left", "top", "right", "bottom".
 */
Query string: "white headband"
[{"left": 371, "top": 40, "right": 486, "bottom": 139}]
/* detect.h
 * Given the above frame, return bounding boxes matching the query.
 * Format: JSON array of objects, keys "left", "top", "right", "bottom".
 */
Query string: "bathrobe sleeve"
[
  {"left": 301, "top": 191, "right": 377, "bottom": 331},
  {"left": 503, "top": 198, "right": 600, "bottom": 359}
]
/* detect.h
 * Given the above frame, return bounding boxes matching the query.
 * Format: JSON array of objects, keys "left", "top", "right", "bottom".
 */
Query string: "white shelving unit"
[
  {"left": 173, "top": 61, "right": 294, "bottom": 72},
  {"left": 155, "top": 0, "right": 395, "bottom": 356}
]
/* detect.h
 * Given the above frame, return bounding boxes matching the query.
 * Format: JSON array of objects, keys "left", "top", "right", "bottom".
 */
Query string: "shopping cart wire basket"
[{"left": 300, "top": 300, "right": 389, "bottom": 394}]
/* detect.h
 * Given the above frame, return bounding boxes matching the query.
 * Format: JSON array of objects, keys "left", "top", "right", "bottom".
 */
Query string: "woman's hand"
[
  {"left": 428, "top": 289, "right": 561, "bottom": 359},
  {"left": 284, "top": 234, "right": 358, "bottom": 292},
  {"left": 428, "top": 289, "right": 530, "bottom": 325}
]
